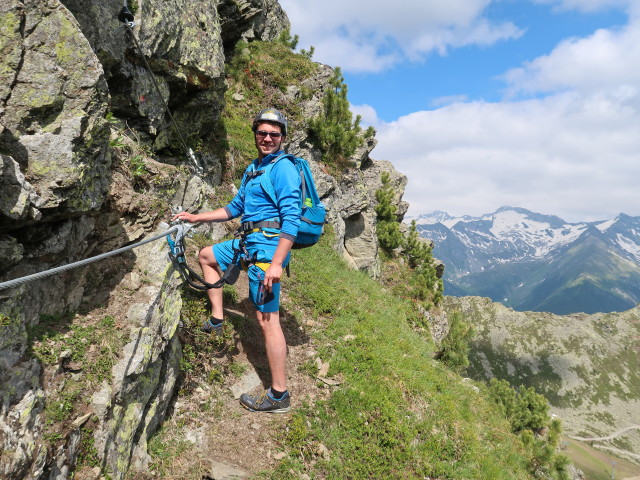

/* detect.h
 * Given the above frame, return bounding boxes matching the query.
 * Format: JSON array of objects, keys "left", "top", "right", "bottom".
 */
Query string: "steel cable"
[{"left": 0, "top": 226, "right": 178, "bottom": 291}]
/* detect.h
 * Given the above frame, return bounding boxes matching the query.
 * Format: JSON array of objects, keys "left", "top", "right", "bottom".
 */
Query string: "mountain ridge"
[{"left": 412, "top": 207, "right": 640, "bottom": 314}]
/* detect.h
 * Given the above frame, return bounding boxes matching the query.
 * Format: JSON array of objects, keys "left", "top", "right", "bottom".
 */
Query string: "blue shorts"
[{"left": 213, "top": 231, "right": 290, "bottom": 313}]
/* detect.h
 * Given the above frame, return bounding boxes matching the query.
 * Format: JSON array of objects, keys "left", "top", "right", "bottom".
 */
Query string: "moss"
[
  {"left": 54, "top": 16, "right": 79, "bottom": 65},
  {"left": 0, "top": 11, "right": 20, "bottom": 52},
  {"left": 19, "top": 392, "right": 41, "bottom": 425}
]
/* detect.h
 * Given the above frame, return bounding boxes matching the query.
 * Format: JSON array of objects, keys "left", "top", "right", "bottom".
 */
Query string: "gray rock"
[
  {"left": 0, "top": 0, "right": 111, "bottom": 224},
  {"left": 229, "top": 368, "right": 263, "bottom": 399},
  {"left": 0, "top": 155, "right": 41, "bottom": 221},
  {"left": 209, "top": 460, "right": 251, "bottom": 479},
  {"left": 0, "top": 234, "right": 24, "bottom": 268}
]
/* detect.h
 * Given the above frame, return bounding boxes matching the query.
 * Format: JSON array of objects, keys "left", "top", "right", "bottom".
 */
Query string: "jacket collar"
[{"left": 257, "top": 150, "right": 285, "bottom": 167}]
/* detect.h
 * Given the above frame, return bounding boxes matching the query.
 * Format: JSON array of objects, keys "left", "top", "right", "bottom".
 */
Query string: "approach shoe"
[
  {"left": 202, "top": 318, "right": 223, "bottom": 337},
  {"left": 240, "top": 389, "right": 290, "bottom": 413}
]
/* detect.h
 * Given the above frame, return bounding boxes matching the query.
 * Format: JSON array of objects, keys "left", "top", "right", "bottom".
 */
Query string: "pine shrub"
[{"left": 308, "top": 68, "right": 364, "bottom": 167}]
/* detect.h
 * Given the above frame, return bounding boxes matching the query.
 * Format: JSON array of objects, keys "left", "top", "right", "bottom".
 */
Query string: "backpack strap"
[{"left": 259, "top": 153, "right": 297, "bottom": 205}]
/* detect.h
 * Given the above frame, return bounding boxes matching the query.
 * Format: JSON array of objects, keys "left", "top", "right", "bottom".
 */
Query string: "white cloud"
[
  {"left": 372, "top": 89, "right": 640, "bottom": 222},
  {"left": 280, "top": 0, "right": 522, "bottom": 73},
  {"left": 430, "top": 95, "right": 470, "bottom": 107},
  {"left": 278, "top": 1, "right": 640, "bottom": 222},
  {"left": 532, "top": 0, "right": 638, "bottom": 15},
  {"left": 504, "top": 20, "right": 640, "bottom": 96},
  {"left": 350, "top": 104, "right": 383, "bottom": 130}
]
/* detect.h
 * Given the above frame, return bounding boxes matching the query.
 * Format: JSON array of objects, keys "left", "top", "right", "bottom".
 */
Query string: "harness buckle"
[{"left": 241, "top": 221, "right": 254, "bottom": 232}]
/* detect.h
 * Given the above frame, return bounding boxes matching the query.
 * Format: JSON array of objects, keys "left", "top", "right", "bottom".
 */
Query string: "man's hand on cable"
[
  {"left": 171, "top": 208, "right": 229, "bottom": 224},
  {"left": 172, "top": 211, "right": 197, "bottom": 223}
]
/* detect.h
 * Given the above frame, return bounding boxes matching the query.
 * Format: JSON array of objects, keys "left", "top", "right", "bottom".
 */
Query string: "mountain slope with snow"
[{"left": 413, "top": 207, "right": 640, "bottom": 314}]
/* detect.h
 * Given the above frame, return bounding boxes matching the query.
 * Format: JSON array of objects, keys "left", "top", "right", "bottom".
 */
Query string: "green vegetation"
[
  {"left": 438, "top": 310, "right": 474, "bottom": 373},
  {"left": 147, "top": 424, "right": 194, "bottom": 477},
  {"left": 276, "top": 28, "right": 314, "bottom": 59},
  {"left": 375, "top": 172, "right": 403, "bottom": 252},
  {"left": 29, "top": 314, "right": 125, "bottom": 383},
  {"left": 264, "top": 230, "right": 557, "bottom": 479},
  {"left": 375, "top": 180, "right": 444, "bottom": 310},
  {"left": 489, "top": 378, "right": 570, "bottom": 479},
  {"left": 223, "top": 37, "right": 318, "bottom": 179},
  {"left": 28, "top": 313, "right": 127, "bottom": 448},
  {"left": 308, "top": 67, "right": 371, "bottom": 168},
  {"left": 177, "top": 285, "right": 244, "bottom": 391},
  {"left": 76, "top": 421, "right": 101, "bottom": 470},
  {"left": 403, "top": 219, "right": 444, "bottom": 308}
]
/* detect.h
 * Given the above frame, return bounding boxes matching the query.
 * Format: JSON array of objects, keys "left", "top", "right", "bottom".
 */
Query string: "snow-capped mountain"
[{"left": 413, "top": 207, "right": 640, "bottom": 314}]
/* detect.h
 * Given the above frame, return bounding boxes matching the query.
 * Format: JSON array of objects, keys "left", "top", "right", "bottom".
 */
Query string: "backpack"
[{"left": 247, "top": 153, "right": 326, "bottom": 248}]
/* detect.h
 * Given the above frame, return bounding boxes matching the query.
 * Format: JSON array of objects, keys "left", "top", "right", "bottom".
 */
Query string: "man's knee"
[{"left": 199, "top": 246, "right": 217, "bottom": 267}]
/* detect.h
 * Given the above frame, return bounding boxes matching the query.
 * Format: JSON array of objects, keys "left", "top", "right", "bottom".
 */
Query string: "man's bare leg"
[
  {"left": 256, "top": 310, "right": 287, "bottom": 392},
  {"left": 198, "top": 246, "right": 224, "bottom": 319}
]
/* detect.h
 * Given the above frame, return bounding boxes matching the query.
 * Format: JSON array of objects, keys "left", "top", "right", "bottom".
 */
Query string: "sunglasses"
[{"left": 255, "top": 130, "right": 283, "bottom": 139}]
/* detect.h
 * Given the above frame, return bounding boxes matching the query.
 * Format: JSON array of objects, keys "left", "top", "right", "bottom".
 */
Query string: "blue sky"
[{"left": 279, "top": 0, "right": 640, "bottom": 223}]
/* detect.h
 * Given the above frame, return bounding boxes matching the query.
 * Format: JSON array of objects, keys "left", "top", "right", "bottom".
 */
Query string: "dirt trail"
[
  {"left": 157, "top": 274, "right": 331, "bottom": 478},
  {"left": 569, "top": 425, "right": 640, "bottom": 442}
]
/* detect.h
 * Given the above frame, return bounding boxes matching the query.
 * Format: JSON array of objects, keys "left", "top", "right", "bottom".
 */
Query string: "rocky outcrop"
[
  {"left": 0, "top": 0, "right": 110, "bottom": 227},
  {"left": 285, "top": 64, "right": 407, "bottom": 277},
  {"left": 90, "top": 230, "right": 183, "bottom": 478},
  {"left": 1, "top": 2, "right": 112, "bottom": 473},
  {"left": 0, "top": 0, "right": 409, "bottom": 478}
]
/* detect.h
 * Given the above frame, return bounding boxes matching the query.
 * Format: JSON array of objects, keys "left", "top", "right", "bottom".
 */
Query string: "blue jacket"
[{"left": 224, "top": 151, "right": 302, "bottom": 241}]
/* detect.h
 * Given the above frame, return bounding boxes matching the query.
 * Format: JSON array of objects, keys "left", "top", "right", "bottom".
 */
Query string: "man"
[{"left": 172, "top": 108, "right": 300, "bottom": 413}]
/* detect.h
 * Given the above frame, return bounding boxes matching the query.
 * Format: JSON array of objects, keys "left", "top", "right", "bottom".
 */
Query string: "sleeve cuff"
[{"left": 280, "top": 232, "right": 296, "bottom": 242}]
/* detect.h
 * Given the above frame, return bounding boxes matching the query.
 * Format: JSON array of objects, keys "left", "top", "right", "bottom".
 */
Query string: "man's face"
[{"left": 254, "top": 122, "right": 284, "bottom": 159}]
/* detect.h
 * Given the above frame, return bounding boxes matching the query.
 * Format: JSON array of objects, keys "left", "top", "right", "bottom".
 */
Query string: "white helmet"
[{"left": 252, "top": 108, "right": 288, "bottom": 137}]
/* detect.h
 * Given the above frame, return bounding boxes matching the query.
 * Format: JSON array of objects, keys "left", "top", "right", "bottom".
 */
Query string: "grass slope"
[{"left": 264, "top": 232, "right": 538, "bottom": 479}]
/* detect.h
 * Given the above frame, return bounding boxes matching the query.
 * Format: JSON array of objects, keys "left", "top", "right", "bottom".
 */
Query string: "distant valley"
[
  {"left": 412, "top": 207, "right": 640, "bottom": 314},
  {"left": 442, "top": 296, "right": 640, "bottom": 461}
]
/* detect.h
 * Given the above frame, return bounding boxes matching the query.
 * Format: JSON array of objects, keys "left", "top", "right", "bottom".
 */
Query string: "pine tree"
[
  {"left": 438, "top": 311, "right": 474, "bottom": 373},
  {"left": 374, "top": 172, "right": 403, "bottom": 252},
  {"left": 404, "top": 220, "right": 432, "bottom": 268},
  {"left": 404, "top": 220, "right": 443, "bottom": 306},
  {"left": 308, "top": 68, "right": 363, "bottom": 166}
]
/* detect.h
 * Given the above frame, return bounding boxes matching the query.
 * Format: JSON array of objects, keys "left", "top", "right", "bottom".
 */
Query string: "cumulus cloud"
[
  {"left": 280, "top": 0, "right": 640, "bottom": 221},
  {"left": 504, "top": 20, "right": 640, "bottom": 96},
  {"left": 372, "top": 88, "right": 640, "bottom": 222},
  {"left": 279, "top": 0, "right": 522, "bottom": 73}
]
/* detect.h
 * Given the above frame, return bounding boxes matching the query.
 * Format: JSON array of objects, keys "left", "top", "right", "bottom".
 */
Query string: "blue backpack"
[{"left": 247, "top": 153, "right": 326, "bottom": 248}]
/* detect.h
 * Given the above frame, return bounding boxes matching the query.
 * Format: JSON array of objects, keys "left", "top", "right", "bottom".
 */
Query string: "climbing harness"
[
  {"left": 0, "top": 226, "right": 179, "bottom": 291},
  {"left": 165, "top": 221, "right": 278, "bottom": 291}
]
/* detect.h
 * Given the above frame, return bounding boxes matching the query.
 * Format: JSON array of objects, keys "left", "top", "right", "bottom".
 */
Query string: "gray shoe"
[
  {"left": 240, "top": 389, "right": 290, "bottom": 413},
  {"left": 202, "top": 318, "right": 223, "bottom": 337}
]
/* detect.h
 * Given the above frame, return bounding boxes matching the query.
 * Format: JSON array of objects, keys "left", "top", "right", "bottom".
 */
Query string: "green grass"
[
  {"left": 29, "top": 314, "right": 126, "bottom": 384},
  {"left": 561, "top": 438, "right": 640, "bottom": 480},
  {"left": 268, "top": 231, "right": 539, "bottom": 479},
  {"left": 222, "top": 39, "right": 318, "bottom": 180}
]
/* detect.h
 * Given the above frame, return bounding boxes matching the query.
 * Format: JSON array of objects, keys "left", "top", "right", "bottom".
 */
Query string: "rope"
[{"left": 0, "top": 226, "right": 178, "bottom": 291}]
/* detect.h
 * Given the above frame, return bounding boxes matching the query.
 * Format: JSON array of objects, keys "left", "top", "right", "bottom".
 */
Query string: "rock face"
[
  {"left": 0, "top": 0, "right": 409, "bottom": 478},
  {"left": 1, "top": 0, "right": 110, "bottom": 225}
]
